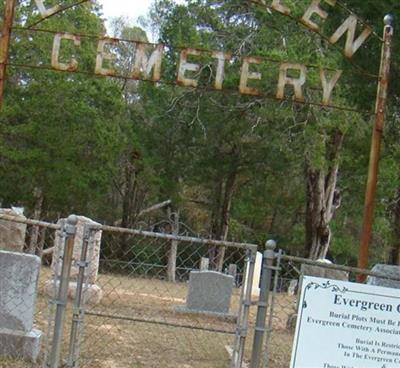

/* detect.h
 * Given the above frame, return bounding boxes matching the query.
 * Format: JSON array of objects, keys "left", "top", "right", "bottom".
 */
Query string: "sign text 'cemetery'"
[{"left": 30, "top": 0, "right": 374, "bottom": 109}]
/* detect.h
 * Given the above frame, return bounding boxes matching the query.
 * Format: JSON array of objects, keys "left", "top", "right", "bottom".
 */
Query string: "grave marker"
[
  {"left": 0, "top": 208, "right": 26, "bottom": 252},
  {"left": 244, "top": 251, "right": 262, "bottom": 298},
  {"left": 301, "top": 261, "right": 349, "bottom": 281},
  {"left": 178, "top": 271, "right": 234, "bottom": 317},
  {"left": 367, "top": 264, "right": 400, "bottom": 289},
  {"left": 45, "top": 215, "right": 103, "bottom": 304},
  {"left": 228, "top": 263, "right": 238, "bottom": 286},
  {"left": 0, "top": 250, "right": 42, "bottom": 361},
  {"left": 200, "top": 257, "right": 209, "bottom": 271}
]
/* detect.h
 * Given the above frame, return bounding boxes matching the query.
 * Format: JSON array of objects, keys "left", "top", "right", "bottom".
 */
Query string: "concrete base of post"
[
  {"left": 45, "top": 280, "right": 103, "bottom": 304},
  {"left": 0, "top": 328, "right": 42, "bottom": 362}
]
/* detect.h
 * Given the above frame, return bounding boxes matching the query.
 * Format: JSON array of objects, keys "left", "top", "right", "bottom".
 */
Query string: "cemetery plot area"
[
  {"left": 76, "top": 272, "right": 241, "bottom": 368},
  {"left": 1, "top": 267, "right": 298, "bottom": 368}
]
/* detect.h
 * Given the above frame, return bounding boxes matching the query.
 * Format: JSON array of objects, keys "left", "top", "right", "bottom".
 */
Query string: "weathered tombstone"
[
  {"left": 178, "top": 271, "right": 234, "bottom": 317},
  {"left": 301, "top": 260, "right": 349, "bottom": 281},
  {"left": 367, "top": 264, "right": 400, "bottom": 288},
  {"left": 288, "top": 279, "right": 298, "bottom": 296},
  {"left": 228, "top": 263, "right": 238, "bottom": 285},
  {"left": 287, "top": 260, "right": 348, "bottom": 331},
  {"left": 0, "top": 208, "right": 27, "bottom": 252},
  {"left": 244, "top": 251, "right": 262, "bottom": 298},
  {"left": 0, "top": 250, "right": 42, "bottom": 361},
  {"left": 200, "top": 257, "right": 209, "bottom": 271},
  {"left": 45, "top": 215, "right": 103, "bottom": 304}
]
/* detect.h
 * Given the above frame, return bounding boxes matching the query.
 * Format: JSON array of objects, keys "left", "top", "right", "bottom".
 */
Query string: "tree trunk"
[
  {"left": 305, "top": 130, "right": 344, "bottom": 260},
  {"left": 121, "top": 153, "right": 139, "bottom": 229},
  {"left": 209, "top": 177, "right": 223, "bottom": 269},
  {"left": 117, "top": 150, "right": 142, "bottom": 260},
  {"left": 28, "top": 187, "right": 43, "bottom": 254},
  {"left": 209, "top": 165, "right": 238, "bottom": 271},
  {"left": 215, "top": 168, "right": 237, "bottom": 271},
  {"left": 167, "top": 210, "right": 179, "bottom": 282}
]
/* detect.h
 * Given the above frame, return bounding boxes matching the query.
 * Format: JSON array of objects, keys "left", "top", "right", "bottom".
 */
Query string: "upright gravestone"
[
  {"left": 288, "top": 260, "right": 348, "bottom": 331},
  {"left": 244, "top": 251, "right": 262, "bottom": 299},
  {"left": 0, "top": 208, "right": 27, "bottom": 252},
  {"left": 301, "top": 260, "right": 349, "bottom": 281},
  {"left": 45, "top": 215, "right": 103, "bottom": 304},
  {"left": 200, "top": 257, "right": 209, "bottom": 271},
  {"left": 0, "top": 250, "right": 42, "bottom": 361},
  {"left": 367, "top": 264, "right": 400, "bottom": 289},
  {"left": 178, "top": 271, "right": 234, "bottom": 317},
  {"left": 288, "top": 279, "right": 298, "bottom": 296},
  {"left": 228, "top": 264, "right": 238, "bottom": 286}
]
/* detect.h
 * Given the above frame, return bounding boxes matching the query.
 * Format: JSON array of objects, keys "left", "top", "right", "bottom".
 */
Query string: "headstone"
[
  {"left": 367, "top": 264, "right": 400, "bottom": 289},
  {"left": 0, "top": 208, "right": 27, "bottom": 252},
  {"left": 45, "top": 215, "right": 103, "bottom": 304},
  {"left": 0, "top": 250, "right": 42, "bottom": 361},
  {"left": 301, "top": 260, "right": 349, "bottom": 281},
  {"left": 228, "top": 264, "right": 238, "bottom": 286},
  {"left": 178, "top": 271, "right": 234, "bottom": 317},
  {"left": 244, "top": 251, "right": 262, "bottom": 299},
  {"left": 288, "top": 279, "right": 298, "bottom": 296},
  {"left": 200, "top": 257, "right": 209, "bottom": 271}
]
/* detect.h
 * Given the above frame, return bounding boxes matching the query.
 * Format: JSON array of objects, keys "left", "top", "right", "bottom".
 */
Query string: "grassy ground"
[{"left": 2, "top": 268, "right": 296, "bottom": 368}]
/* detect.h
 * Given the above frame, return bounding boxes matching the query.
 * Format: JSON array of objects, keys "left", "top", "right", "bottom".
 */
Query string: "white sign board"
[{"left": 290, "top": 276, "right": 400, "bottom": 368}]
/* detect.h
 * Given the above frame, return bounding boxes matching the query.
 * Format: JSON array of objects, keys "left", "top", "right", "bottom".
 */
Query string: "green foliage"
[
  {"left": 1, "top": 0, "right": 400, "bottom": 266},
  {"left": 0, "top": 2, "right": 125, "bottom": 217}
]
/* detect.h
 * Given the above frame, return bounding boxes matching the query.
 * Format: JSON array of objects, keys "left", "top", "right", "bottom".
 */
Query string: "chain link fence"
[
  {"left": 0, "top": 213, "right": 260, "bottom": 368},
  {"left": 72, "top": 223, "right": 258, "bottom": 368},
  {"left": 259, "top": 252, "right": 400, "bottom": 368},
  {"left": 0, "top": 212, "right": 60, "bottom": 367},
  {"left": 3, "top": 212, "right": 399, "bottom": 368}
]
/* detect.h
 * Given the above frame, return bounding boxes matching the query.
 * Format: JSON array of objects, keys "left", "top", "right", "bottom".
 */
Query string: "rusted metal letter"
[
  {"left": 177, "top": 48, "right": 201, "bottom": 87},
  {"left": 95, "top": 38, "right": 118, "bottom": 76},
  {"left": 358, "top": 15, "right": 394, "bottom": 278},
  {"left": 131, "top": 43, "right": 164, "bottom": 81},
  {"left": 276, "top": 63, "right": 307, "bottom": 102},
  {"left": 239, "top": 57, "right": 262, "bottom": 96},
  {"left": 320, "top": 69, "right": 342, "bottom": 106},
  {"left": 329, "top": 15, "right": 372, "bottom": 58},
  {"left": 301, "top": 0, "right": 336, "bottom": 31},
  {"left": 34, "top": 0, "right": 61, "bottom": 18},
  {"left": 51, "top": 33, "right": 81, "bottom": 72},
  {"left": 271, "top": 0, "right": 290, "bottom": 15},
  {"left": 211, "top": 51, "right": 231, "bottom": 90}
]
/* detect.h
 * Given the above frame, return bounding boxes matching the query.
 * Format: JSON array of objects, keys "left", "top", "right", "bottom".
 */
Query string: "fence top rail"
[
  {"left": 88, "top": 223, "right": 259, "bottom": 251},
  {"left": 0, "top": 213, "right": 61, "bottom": 229},
  {"left": 281, "top": 254, "right": 400, "bottom": 283}
]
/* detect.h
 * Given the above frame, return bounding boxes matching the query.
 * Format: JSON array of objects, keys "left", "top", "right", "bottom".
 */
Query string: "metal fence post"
[
  {"left": 0, "top": 0, "right": 16, "bottom": 109},
  {"left": 47, "top": 214, "right": 78, "bottom": 368},
  {"left": 66, "top": 224, "right": 93, "bottom": 368},
  {"left": 263, "top": 249, "right": 282, "bottom": 368},
  {"left": 230, "top": 247, "right": 257, "bottom": 368},
  {"left": 250, "top": 240, "right": 276, "bottom": 368}
]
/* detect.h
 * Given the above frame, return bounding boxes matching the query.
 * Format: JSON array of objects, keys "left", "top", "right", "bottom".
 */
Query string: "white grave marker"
[
  {"left": 290, "top": 276, "right": 400, "bottom": 368},
  {"left": 244, "top": 251, "right": 262, "bottom": 298},
  {"left": 45, "top": 215, "right": 103, "bottom": 304}
]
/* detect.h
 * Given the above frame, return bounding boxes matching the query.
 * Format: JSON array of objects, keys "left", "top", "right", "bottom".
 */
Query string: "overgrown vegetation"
[{"left": 1, "top": 0, "right": 400, "bottom": 267}]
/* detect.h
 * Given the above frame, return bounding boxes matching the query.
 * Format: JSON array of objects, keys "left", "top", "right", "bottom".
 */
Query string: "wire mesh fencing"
[
  {"left": 0, "top": 212, "right": 262, "bottom": 368},
  {"left": 0, "top": 212, "right": 60, "bottom": 367},
  {"left": 12, "top": 211, "right": 397, "bottom": 368},
  {"left": 72, "top": 223, "right": 259, "bottom": 368},
  {"left": 260, "top": 252, "right": 400, "bottom": 368}
]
